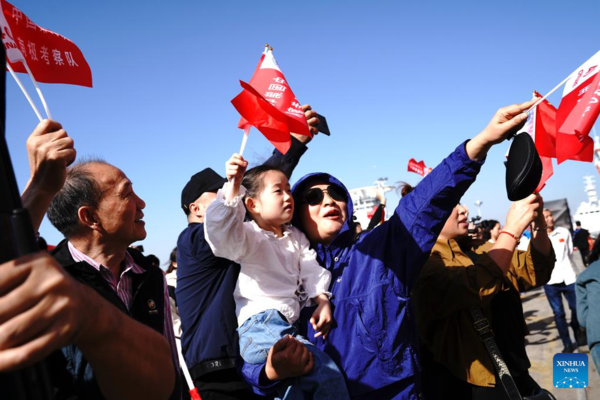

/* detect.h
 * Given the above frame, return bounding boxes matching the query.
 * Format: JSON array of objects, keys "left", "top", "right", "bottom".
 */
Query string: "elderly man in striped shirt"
[{"left": 2, "top": 119, "right": 180, "bottom": 399}]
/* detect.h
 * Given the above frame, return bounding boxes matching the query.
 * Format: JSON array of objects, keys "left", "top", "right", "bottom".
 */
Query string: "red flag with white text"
[
  {"left": 0, "top": 0, "right": 92, "bottom": 87},
  {"left": 555, "top": 51, "right": 600, "bottom": 163},
  {"left": 231, "top": 49, "right": 310, "bottom": 154},
  {"left": 407, "top": 159, "right": 431, "bottom": 177}
]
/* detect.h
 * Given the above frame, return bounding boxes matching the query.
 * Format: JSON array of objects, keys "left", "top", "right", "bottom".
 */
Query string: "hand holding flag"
[{"left": 231, "top": 45, "right": 311, "bottom": 155}]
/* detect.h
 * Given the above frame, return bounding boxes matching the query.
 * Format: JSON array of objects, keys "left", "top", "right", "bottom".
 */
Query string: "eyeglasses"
[{"left": 302, "top": 185, "right": 347, "bottom": 206}]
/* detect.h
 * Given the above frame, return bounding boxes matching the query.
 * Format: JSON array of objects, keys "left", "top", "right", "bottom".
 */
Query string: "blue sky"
[{"left": 5, "top": 0, "right": 600, "bottom": 267}]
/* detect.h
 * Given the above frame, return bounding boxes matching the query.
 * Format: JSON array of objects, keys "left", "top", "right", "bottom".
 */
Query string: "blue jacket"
[
  {"left": 244, "top": 141, "right": 483, "bottom": 399},
  {"left": 176, "top": 137, "right": 307, "bottom": 376},
  {"left": 576, "top": 259, "right": 600, "bottom": 349}
]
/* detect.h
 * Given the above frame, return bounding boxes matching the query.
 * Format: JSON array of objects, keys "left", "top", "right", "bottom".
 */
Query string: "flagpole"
[
  {"left": 525, "top": 75, "right": 571, "bottom": 114},
  {"left": 227, "top": 125, "right": 252, "bottom": 203},
  {"left": 239, "top": 125, "right": 251, "bottom": 157},
  {"left": 22, "top": 62, "right": 52, "bottom": 120},
  {"left": 6, "top": 63, "right": 43, "bottom": 121}
]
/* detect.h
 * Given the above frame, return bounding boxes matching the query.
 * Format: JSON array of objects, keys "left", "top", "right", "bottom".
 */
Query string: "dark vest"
[{"left": 48, "top": 240, "right": 167, "bottom": 399}]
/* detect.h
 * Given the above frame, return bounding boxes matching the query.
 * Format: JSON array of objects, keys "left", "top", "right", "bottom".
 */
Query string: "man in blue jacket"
[
  {"left": 176, "top": 106, "right": 321, "bottom": 399},
  {"left": 243, "top": 100, "right": 536, "bottom": 399}
]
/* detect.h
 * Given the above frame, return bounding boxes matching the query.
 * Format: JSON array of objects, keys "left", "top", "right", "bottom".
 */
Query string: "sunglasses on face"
[{"left": 302, "top": 185, "right": 347, "bottom": 206}]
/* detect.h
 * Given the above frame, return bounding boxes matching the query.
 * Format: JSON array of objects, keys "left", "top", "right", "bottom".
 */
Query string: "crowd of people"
[{"left": 0, "top": 98, "right": 599, "bottom": 400}]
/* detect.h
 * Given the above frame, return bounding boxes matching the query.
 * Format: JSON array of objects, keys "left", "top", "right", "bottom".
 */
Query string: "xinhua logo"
[{"left": 553, "top": 353, "right": 588, "bottom": 389}]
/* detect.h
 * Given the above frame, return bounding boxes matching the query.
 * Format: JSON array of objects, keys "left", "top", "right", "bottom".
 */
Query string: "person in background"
[
  {"left": 365, "top": 186, "right": 387, "bottom": 231},
  {"left": 573, "top": 221, "right": 590, "bottom": 266},
  {"left": 576, "top": 236, "right": 600, "bottom": 376},
  {"left": 166, "top": 248, "right": 181, "bottom": 338},
  {"left": 147, "top": 254, "right": 161, "bottom": 268},
  {"left": 480, "top": 219, "right": 501, "bottom": 243},
  {"left": 543, "top": 209, "right": 586, "bottom": 353}
]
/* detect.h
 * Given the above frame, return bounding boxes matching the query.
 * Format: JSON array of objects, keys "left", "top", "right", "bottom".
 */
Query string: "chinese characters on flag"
[
  {"left": 231, "top": 48, "right": 310, "bottom": 154},
  {"left": 1, "top": 0, "right": 92, "bottom": 87},
  {"left": 407, "top": 158, "right": 431, "bottom": 177},
  {"left": 555, "top": 50, "right": 600, "bottom": 164}
]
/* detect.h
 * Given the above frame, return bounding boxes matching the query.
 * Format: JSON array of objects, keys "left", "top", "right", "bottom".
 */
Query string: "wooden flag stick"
[
  {"left": 6, "top": 63, "right": 42, "bottom": 121},
  {"left": 23, "top": 62, "right": 52, "bottom": 119}
]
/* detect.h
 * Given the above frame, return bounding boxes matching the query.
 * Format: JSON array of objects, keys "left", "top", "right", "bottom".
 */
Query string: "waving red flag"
[
  {"left": 407, "top": 159, "right": 431, "bottom": 177},
  {"left": 1, "top": 0, "right": 92, "bottom": 87},
  {"left": 555, "top": 51, "right": 600, "bottom": 164},
  {"left": 231, "top": 48, "right": 310, "bottom": 154}
]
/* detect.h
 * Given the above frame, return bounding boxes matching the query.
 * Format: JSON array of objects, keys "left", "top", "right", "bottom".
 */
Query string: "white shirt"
[
  {"left": 204, "top": 184, "right": 331, "bottom": 326},
  {"left": 546, "top": 226, "right": 577, "bottom": 285}
]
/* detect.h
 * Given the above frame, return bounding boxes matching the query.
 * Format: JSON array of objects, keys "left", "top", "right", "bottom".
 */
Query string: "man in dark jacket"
[
  {"left": 176, "top": 106, "right": 321, "bottom": 399},
  {"left": 573, "top": 221, "right": 590, "bottom": 265},
  {"left": 1, "top": 120, "right": 179, "bottom": 400}
]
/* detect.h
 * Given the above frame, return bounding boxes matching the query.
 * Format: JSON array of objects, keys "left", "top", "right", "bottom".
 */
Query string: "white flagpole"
[
  {"left": 228, "top": 125, "right": 251, "bottom": 202},
  {"left": 6, "top": 62, "right": 43, "bottom": 121},
  {"left": 239, "top": 125, "right": 251, "bottom": 157},
  {"left": 525, "top": 74, "right": 571, "bottom": 114},
  {"left": 23, "top": 62, "right": 52, "bottom": 119}
]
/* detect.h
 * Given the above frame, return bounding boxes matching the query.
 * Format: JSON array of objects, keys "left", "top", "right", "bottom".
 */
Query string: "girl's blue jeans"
[{"left": 238, "top": 309, "right": 349, "bottom": 400}]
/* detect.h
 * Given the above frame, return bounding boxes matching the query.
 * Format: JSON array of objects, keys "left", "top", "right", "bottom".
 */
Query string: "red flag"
[
  {"left": 532, "top": 91, "right": 557, "bottom": 158},
  {"left": 555, "top": 51, "right": 600, "bottom": 164},
  {"left": 238, "top": 49, "right": 266, "bottom": 130},
  {"left": 518, "top": 94, "right": 555, "bottom": 191},
  {"left": 1, "top": 0, "right": 92, "bottom": 87},
  {"left": 407, "top": 158, "right": 429, "bottom": 177},
  {"left": 536, "top": 156, "right": 554, "bottom": 192},
  {"left": 231, "top": 49, "right": 311, "bottom": 154}
]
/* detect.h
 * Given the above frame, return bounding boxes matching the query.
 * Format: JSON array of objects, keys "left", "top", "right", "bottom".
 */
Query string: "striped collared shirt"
[{"left": 67, "top": 242, "right": 180, "bottom": 373}]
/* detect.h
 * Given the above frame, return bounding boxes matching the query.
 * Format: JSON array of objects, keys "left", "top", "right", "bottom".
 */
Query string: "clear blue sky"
[{"left": 5, "top": 0, "right": 600, "bottom": 267}]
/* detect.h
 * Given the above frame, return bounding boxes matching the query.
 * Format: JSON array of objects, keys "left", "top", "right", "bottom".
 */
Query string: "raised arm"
[
  {"left": 21, "top": 120, "right": 76, "bottom": 232},
  {"left": 465, "top": 100, "right": 534, "bottom": 161},
  {"left": 263, "top": 104, "right": 320, "bottom": 179},
  {"left": 204, "top": 154, "right": 256, "bottom": 262},
  {"left": 359, "top": 100, "right": 534, "bottom": 294},
  {"left": 0, "top": 253, "right": 176, "bottom": 400}
]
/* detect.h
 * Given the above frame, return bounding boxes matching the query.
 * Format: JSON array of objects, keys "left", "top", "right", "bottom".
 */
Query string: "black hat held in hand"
[{"left": 505, "top": 132, "right": 543, "bottom": 201}]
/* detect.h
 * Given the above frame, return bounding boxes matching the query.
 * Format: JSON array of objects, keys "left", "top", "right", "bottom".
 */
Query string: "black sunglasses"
[{"left": 302, "top": 185, "right": 347, "bottom": 206}]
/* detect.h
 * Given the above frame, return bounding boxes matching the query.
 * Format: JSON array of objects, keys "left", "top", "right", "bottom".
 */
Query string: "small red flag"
[
  {"left": 1, "top": 0, "right": 92, "bottom": 87},
  {"left": 407, "top": 158, "right": 430, "bottom": 177},
  {"left": 555, "top": 51, "right": 600, "bottom": 164},
  {"left": 231, "top": 49, "right": 310, "bottom": 154}
]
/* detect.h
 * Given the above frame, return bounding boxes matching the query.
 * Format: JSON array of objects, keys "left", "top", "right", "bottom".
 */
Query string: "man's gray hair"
[{"left": 47, "top": 157, "right": 108, "bottom": 238}]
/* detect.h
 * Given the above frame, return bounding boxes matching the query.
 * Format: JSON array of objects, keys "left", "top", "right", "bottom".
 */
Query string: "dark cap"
[{"left": 181, "top": 168, "right": 227, "bottom": 214}]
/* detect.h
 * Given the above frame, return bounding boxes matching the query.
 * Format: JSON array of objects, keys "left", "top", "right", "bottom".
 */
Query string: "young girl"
[{"left": 204, "top": 154, "right": 349, "bottom": 399}]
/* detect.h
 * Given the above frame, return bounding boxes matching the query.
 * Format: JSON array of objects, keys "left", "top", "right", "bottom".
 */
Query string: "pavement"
[{"left": 524, "top": 251, "right": 598, "bottom": 400}]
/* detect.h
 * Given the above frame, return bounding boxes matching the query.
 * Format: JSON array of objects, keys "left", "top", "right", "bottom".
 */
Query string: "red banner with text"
[{"left": 1, "top": 0, "right": 92, "bottom": 87}]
